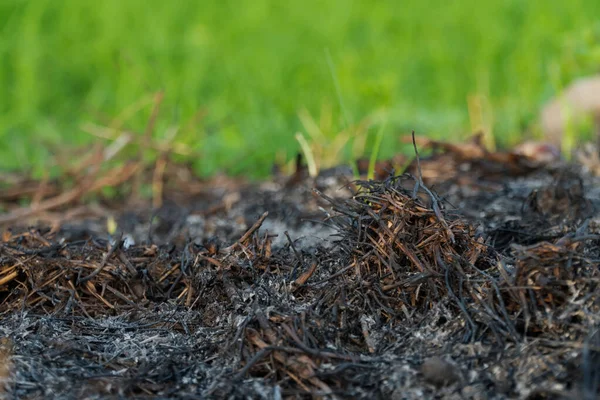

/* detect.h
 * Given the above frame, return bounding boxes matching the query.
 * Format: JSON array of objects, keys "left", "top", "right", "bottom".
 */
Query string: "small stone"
[{"left": 420, "top": 357, "right": 461, "bottom": 387}]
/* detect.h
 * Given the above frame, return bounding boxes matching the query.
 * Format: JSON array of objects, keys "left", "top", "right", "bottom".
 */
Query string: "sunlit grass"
[
  {"left": 368, "top": 119, "right": 387, "bottom": 180},
  {"left": 0, "top": 0, "right": 599, "bottom": 178}
]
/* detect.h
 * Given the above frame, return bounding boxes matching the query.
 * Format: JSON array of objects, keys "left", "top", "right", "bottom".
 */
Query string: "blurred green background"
[{"left": 1, "top": 0, "right": 599, "bottom": 178}]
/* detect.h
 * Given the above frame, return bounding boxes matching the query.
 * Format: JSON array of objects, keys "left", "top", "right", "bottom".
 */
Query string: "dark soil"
[{"left": 0, "top": 146, "right": 599, "bottom": 399}]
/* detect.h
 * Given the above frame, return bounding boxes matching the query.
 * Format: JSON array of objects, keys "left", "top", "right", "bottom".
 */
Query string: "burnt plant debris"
[
  {"left": 1, "top": 138, "right": 600, "bottom": 399},
  {"left": 317, "top": 174, "right": 508, "bottom": 343}
]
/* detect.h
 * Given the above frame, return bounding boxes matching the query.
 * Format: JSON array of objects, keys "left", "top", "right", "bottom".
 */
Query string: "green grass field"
[{"left": 1, "top": 0, "right": 599, "bottom": 178}]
